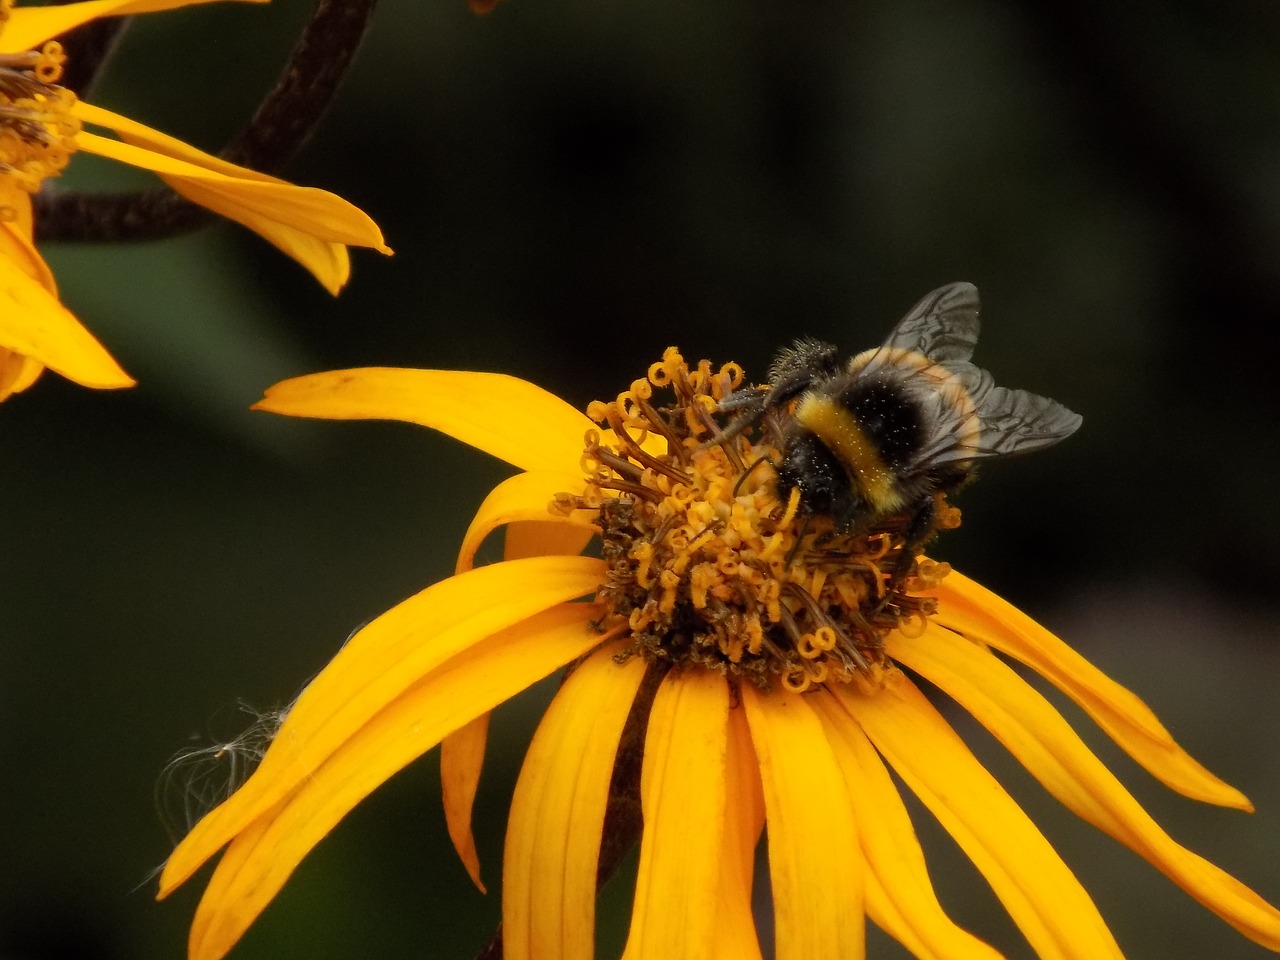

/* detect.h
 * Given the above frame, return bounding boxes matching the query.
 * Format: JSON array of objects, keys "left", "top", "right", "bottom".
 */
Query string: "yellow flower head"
[
  {"left": 159, "top": 327, "right": 1280, "bottom": 960},
  {"left": 0, "top": 0, "right": 391, "bottom": 402}
]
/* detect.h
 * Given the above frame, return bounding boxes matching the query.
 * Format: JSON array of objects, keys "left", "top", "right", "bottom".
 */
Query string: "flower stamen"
[{"left": 0, "top": 40, "right": 80, "bottom": 202}]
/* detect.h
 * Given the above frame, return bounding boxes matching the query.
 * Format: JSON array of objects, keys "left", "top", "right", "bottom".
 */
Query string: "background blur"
[{"left": 3, "top": 0, "right": 1280, "bottom": 958}]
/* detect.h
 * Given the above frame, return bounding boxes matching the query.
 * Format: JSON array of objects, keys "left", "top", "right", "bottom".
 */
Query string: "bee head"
[{"left": 776, "top": 431, "right": 865, "bottom": 531}]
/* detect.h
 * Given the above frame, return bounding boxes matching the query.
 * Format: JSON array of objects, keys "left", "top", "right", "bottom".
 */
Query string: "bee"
[{"left": 720, "top": 281, "right": 1082, "bottom": 551}]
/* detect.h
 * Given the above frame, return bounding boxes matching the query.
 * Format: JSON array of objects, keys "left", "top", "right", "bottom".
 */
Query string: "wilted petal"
[
  {"left": 255, "top": 368, "right": 595, "bottom": 473},
  {"left": 811, "top": 690, "right": 1005, "bottom": 960},
  {"left": 622, "top": 669, "right": 731, "bottom": 960},
  {"left": 833, "top": 676, "right": 1124, "bottom": 960},
  {"left": 931, "top": 572, "right": 1251, "bottom": 810},
  {"left": 743, "top": 686, "right": 864, "bottom": 960},
  {"left": 891, "top": 623, "right": 1280, "bottom": 952},
  {"left": 188, "top": 603, "right": 600, "bottom": 960},
  {"left": 158, "top": 555, "right": 604, "bottom": 895},
  {"left": 1, "top": 0, "right": 265, "bottom": 52},
  {"left": 503, "top": 644, "right": 646, "bottom": 960}
]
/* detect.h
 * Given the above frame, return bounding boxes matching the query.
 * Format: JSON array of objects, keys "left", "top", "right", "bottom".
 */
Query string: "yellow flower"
[
  {"left": 159, "top": 351, "right": 1280, "bottom": 960},
  {"left": 0, "top": 0, "right": 390, "bottom": 401}
]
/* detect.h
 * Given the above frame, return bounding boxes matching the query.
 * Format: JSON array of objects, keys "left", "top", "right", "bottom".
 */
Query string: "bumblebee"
[{"left": 721, "top": 281, "right": 1082, "bottom": 544}]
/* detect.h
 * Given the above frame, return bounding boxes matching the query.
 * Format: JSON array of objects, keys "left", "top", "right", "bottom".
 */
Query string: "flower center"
[
  {"left": 0, "top": 4, "right": 80, "bottom": 207},
  {"left": 556, "top": 347, "right": 956, "bottom": 692}
]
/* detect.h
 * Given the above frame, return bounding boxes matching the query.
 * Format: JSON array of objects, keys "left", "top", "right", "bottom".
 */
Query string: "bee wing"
[
  {"left": 882, "top": 282, "right": 981, "bottom": 365},
  {"left": 912, "top": 367, "right": 1083, "bottom": 467}
]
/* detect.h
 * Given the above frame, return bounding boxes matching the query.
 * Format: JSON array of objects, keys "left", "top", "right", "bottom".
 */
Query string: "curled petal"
[
  {"left": 892, "top": 624, "right": 1280, "bottom": 952},
  {"left": 159, "top": 555, "right": 604, "bottom": 896},
  {"left": 832, "top": 675, "right": 1123, "bottom": 960},
  {"left": 930, "top": 572, "right": 1251, "bottom": 810},
  {"left": 503, "top": 644, "right": 646, "bottom": 960},
  {"left": 623, "top": 669, "right": 731, "bottom": 960},
  {"left": 255, "top": 368, "right": 595, "bottom": 474},
  {"left": 456, "top": 470, "right": 596, "bottom": 573},
  {"left": 188, "top": 603, "right": 601, "bottom": 960},
  {"left": 743, "top": 686, "right": 864, "bottom": 960}
]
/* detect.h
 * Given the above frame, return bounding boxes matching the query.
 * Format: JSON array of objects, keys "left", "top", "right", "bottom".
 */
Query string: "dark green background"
[{"left": 3, "top": 1, "right": 1280, "bottom": 958}]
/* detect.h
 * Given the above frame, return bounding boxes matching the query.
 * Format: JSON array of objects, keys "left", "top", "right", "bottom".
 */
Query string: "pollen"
[
  {"left": 0, "top": 39, "right": 81, "bottom": 201},
  {"left": 555, "top": 347, "right": 955, "bottom": 691}
]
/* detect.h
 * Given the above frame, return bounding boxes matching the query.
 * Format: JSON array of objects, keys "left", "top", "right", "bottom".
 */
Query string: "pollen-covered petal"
[
  {"left": 0, "top": 0, "right": 266, "bottom": 52},
  {"left": 158, "top": 555, "right": 604, "bottom": 897},
  {"left": 187, "top": 603, "right": 601, "bottom": 960},
  {"left": 440, "top": 713, "right": 490, "bottom": 892},
  {"left": 0, "top": 229, "right": 134, "bottom": 389},
  {"left": 742, "top": 686, "right": 865, "bottom": 960},
  {"left": 709, "top": 704, "right": 765, "bottom": 960},
  {"left": 810, "top": 690, "right": 1005, "bottom": 960},
  {"left": 503, "top": 644, "right": 646, "bottom": 960},
  {"left": 891, "top": 623, "right": 1280, "bottom": 952},
  {"left": 254, "top": 368, "right": 595, "bottom": 473},
  {"left": 832, "top": 676, "right": 1124, "bottom": 960},
  {"left": 931, "top": 571, "right": 1251, "bottom": 810},
  {"left": 457, "top": 470, "right": 596, "bottom": 573},
  {"left": 622, "top": 669, "right": 731, "bottom": 960}
]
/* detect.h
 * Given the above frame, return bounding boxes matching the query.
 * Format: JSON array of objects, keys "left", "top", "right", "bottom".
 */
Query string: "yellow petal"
[
  {"left": 892, "top": 623, "right": 1280, "bottom": 952},
  {"left": 622, "top": 669, "right": 731, "bottom": 960},
  {"left": 157, "top": 177, "right": 355, "bottom": 294},
  {"left": 457, "top": 470, "right": 596, "bottom": 572},
  {"left": 440, "top": 712, "right": 490, "bottom": 893},
  {"left": 742, "top": 686, "right": 865, "bottom": 960},
  {"left": 810, "top": 690, "right": 1005, "bottom": 960},
  {"left": 0, "top": 228, "right": 134, "bottom": 389},
  {"left": 74, "top": 105, "right": 389, "bottom": 251},
  {"left": 188, "top": 602, "right": 600, "bottom": 960},
  {"left": 504, "top": 521, "right": 593, "bottom": 564},
  {"left": 709, "top": 704, "right": 765, "bottom": 960},
  {"left": 159, "top": 555, "right": 604, "bottom": 896},
  {"left": 442, "top": 496, "right": 595, "bottom": 874},
  {"left": 832, "top": 675, "right": 1124, "bottom": 960},
  {"left": 1, "top": 0, "right": 266, "bottom": 52},
  {"left": 0, "top": 349, "right": 43, "bottom": 400},
  {"left": 503, "top": 643, "right": 646, "bottom": 960},
  {"left": 254, "top": 368, "right": 595, "bottom": 474},
  {"left": 72, "top": 112, "right": 388, "bottom": 292},
  {"left": 931, "top": 571, "right": 1251, "bottom": 810}
]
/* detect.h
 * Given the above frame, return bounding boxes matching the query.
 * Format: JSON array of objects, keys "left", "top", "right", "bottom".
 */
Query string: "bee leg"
[{"left": 875, "top": 498, "right": 937, "bottom": 613}]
